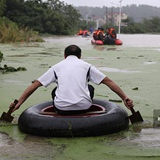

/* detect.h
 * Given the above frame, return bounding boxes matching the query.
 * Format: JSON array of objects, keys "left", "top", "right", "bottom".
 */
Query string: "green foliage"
[
  {"left": 78, "top": 20, "right": 96, "bottom": 31},
  {"left": 2, "top": 0, "right": 160, "bottom": 35},
  {"left": 121, "top": 16, "right": 160, "bottom": 34},
  {"left": 0, "top": 0, "right": 6, "bottom": 16},
  {"left": 142, "top": 17, "right": 160, "bottom": 33},
  {"left": 0, "top": 17, "right": 43, "bottom": 43},
  {"left": 2, "top": 0, "right": 81, "bottom": 35}
]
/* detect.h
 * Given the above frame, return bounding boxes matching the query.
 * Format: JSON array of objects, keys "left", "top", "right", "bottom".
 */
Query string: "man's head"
[
  {"left": 107, "top": 27, "right": 110, "bottom": 31},
  {"left": 98, "top": 26, "right": 104, "bottom": 31},
  {"left": 64, "top": 45, "right": 81, "bottom": 58}
]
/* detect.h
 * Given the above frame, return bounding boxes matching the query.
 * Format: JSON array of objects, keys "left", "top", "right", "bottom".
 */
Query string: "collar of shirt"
[{"left": 66, "top": 55, "right": 79, "bottom": 60}]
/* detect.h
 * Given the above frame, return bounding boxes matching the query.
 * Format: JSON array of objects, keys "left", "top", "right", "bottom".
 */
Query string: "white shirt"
[{"left": 38, "top": 56, "right": 106, "bottom": 110}]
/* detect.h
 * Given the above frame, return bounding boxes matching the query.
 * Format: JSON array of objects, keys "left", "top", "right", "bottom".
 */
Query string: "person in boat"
[
  {"left": 77, "top": 29, "right": 83, "bottom": 35},
  {"left": 10, "top": 45, "right": 133, "bottom": 115},
  {"left": 82, "top": 30, "right": 90, "bottom": 37},
  {"left": 90, "top": 27, "right": 94, "bottom": 34},
  {"left": 107, "top": 27, "right": 117, "bottom": 39},
  {"left": 93, "top": 27, "right": 104, "bottom": 41},
  {"left": 103, "top": 27, "right": 117, "bottom": 45},
  {"left": 93, "top": 29, "right": 98, "bottom": 40}
]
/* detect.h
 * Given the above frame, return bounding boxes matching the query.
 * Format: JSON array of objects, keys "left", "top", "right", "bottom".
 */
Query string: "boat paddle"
[{"left": 0, "top": 99, "right": 18, "bottom": 123}]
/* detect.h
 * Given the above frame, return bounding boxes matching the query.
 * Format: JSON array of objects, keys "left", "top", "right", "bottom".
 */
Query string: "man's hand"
[{"left": 124, "top": 98, "right": 134, "bottom": 110}]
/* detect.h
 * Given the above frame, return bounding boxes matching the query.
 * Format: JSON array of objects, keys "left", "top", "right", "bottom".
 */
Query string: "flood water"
[{"left": 0, "top": 34, "right": 160, "bottom": 160}]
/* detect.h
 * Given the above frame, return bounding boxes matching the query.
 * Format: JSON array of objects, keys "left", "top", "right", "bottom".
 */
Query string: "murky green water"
[{"left": 0, "top": 35, "right": 160, "bottom": 159}]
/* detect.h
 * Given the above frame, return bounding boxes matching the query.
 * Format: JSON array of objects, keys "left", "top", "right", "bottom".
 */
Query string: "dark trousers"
[{"left": 51, "top": 84, "right": 94, "bottom": 115}]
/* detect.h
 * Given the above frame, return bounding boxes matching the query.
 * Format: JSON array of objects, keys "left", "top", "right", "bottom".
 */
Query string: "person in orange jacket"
[
  {"left": 93, "top": 27, "right": 104, "bottom": 41},
  {"left": 106, "top": 27, "right": 117, "bottom": 39},
  {"left": 93, "top": 29, "right": 99, "bottom": 40},
  {"left": 78, "top": 29, "right": 83, "bottom": 35},
  {"left": 82, "top": 30, "right": 90, "bottom": 37},
  {"left": 103, "top": 27, "right": 117, "bottom": 44}
]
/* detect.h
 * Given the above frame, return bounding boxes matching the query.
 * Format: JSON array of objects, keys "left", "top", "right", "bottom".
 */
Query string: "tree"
[
  {"left": 142, "top": 17, "right": 160, "bottom": 33},
  {"left": 2, "top": 0, "right": 81, "bottom": 35},
  {"left": 46, "top": 0, "right": 81, "bottom": 34},
  {"left": 0, "top": 0, "right": 6, "bottom": 16}
]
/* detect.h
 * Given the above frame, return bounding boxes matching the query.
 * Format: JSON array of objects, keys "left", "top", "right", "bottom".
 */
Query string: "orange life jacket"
[
  {"left": 93, "top": 30, "right": 104, "bottom": 40},
  {"left": 93, "top": 30, "right": 98, "bottom": 40},
  {"left": 78, "top": 29, "right": 83, "bottom": 35},
  {"left": 83, "top": 30, "right": 88, "bottom": 35},
  {"left": 107, "top": 28, "right": 116, "bottom": 38},
  {"left": 97, "top": 30, "right": 104, "bottom": 40}
]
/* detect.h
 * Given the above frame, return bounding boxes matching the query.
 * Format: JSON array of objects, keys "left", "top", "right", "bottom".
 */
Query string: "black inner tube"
[{"left": 18, "top": 99, "right": 129, "bottom": 137}]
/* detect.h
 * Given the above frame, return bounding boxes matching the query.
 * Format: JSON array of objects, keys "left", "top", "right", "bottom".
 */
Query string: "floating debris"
[
  {"left": 132, "top": 87, "right": 139, "bottom": 90},
  {"left": 1, "top": 65, "right": 27, "bottom": 74},
  {"left": 109, "top": 99, "right": 122, "bottom": 103}
]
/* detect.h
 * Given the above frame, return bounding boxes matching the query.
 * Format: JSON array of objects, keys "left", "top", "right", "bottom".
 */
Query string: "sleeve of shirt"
[
  {"left": 89, "top": 65, "right": 106, "bottom": 84},
  {"left": 38, "top": 67, "right": 56, "bottom": 87}
]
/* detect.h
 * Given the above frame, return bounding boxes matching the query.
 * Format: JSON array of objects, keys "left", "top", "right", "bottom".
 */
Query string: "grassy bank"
[{"left": 0, "top": 17, "right": 44, "bottom": 43}]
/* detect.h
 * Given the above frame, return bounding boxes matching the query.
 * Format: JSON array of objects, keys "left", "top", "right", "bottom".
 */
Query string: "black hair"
[
  {"left": 98, "top": 26, "right": 104, "bottom": 30},
  {"left": 64, "top": 45, "right": 81, "bottom": 58}
]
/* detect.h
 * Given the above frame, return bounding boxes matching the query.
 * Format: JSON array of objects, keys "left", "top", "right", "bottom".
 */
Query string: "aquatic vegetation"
[
  {"left": 0, "top": 64, "right": 27, "bottom": 74},
  {"left": 0, "top": 50, "right": 27, "bottom": 74}
]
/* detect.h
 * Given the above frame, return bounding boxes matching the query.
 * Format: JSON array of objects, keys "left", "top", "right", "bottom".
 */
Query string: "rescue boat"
[{"left": 91, "top": 39, "right": 123, "bottom": 45}]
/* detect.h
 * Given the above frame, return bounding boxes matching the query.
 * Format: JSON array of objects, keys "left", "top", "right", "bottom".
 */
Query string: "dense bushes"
[
  {"left": 2, "top": 0, "right": 81, "bottom": 35},
  {"left": 0, "top": 17, "right": 43, "bottom": 43},
  {"left": 121, "top": 16, "right": 160, "bottom": 34}
]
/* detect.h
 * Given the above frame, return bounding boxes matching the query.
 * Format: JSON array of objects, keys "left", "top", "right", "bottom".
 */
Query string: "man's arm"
[
  {"left": 11, "top": 80, "right": 42, "bottom": 112},
  {"left": 101, "top": 77, "right": 133, "bottom": 109}
]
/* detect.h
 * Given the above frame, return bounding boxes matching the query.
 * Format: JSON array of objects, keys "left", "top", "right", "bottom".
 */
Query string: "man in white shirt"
[{"left": 11, "top": 45, "right": 133, "bottom": 114}]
